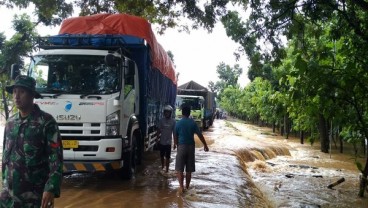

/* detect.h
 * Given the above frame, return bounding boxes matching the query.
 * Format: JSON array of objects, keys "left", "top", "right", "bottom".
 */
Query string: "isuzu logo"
[
  {"left": 56, "top": 115, "right": 81, "bottom": 121},
  {"left": 65, "top": 101, "right": 72, "bottom": 112}
]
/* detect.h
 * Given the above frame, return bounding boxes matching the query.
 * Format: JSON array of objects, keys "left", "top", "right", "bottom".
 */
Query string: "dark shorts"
[
  {"left": 159, "top": 144, "right": 172, "bottom": 159},
  {"left": 175, "top": 144, "right": 195, "bottom": 173}
]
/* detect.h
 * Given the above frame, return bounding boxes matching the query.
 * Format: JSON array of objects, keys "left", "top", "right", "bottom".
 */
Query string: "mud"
[{"left": 2, "top": 118, "right": 366, "bottom": 207}]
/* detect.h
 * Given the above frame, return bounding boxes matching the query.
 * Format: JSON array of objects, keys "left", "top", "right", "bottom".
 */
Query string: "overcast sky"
[{"left": 0, "top": 7, "right": 250, "bottom": 88}]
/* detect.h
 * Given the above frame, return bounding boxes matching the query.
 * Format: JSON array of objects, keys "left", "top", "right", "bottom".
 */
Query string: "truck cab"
[
  {"left": 175, "top": 95, "right": 205, "bottom": 129},
  {"left": 22, "top": 46, "right": 139, "bottom": 178}
]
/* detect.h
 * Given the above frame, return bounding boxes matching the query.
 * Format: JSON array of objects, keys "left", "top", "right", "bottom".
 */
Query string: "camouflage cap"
[{"left": 6, "top": 75, "right": 41, "bottom": 98}]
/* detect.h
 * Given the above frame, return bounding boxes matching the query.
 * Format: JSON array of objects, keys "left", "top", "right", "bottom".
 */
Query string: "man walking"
[
  {"left": 157, "top": 105, "right": 176, "bottom": 173},
  {"left": 174, "top": 105, "right": 209, "bottom": 195},
  {"left": 0, "top": 75, "right": 63, "bottom": 208}
]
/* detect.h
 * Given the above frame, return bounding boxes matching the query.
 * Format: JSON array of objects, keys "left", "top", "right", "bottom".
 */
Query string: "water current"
[
  {"left": 55, "top": 119, "right": 368, "bottom": 207},
  {"left": 2, "top": 119, "right": 368, "bottom": 207}
]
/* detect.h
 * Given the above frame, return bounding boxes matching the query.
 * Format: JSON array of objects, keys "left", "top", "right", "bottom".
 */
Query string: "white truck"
[{"left": 11, "top": 14, "right": 177, "bottom": 179}]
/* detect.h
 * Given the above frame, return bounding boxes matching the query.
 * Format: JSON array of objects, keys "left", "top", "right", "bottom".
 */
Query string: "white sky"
[
  {"left": 0, "top": 7, "right": 250, "bottom": 88},
  {"left": 156, "top": 25, "right": 250, "bottom": 87}
]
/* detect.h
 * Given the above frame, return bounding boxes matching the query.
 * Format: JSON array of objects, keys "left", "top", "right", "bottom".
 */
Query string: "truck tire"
[
  {"left": 209, "top": 118, "right": 213, "bottom": 126},
  {"left": 120, "top": 134, "right": 137, "bottom": 180},
  {"left": 203, "top": 120, "right": 209, "bottom": 130},
  {"left": 136, "top": 133, "right": 143, "bottom": 165}
]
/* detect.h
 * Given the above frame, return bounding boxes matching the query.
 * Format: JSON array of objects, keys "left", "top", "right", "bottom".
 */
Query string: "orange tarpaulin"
[{"left": 59, "top": 13, "right": 177, "bottom": 84}]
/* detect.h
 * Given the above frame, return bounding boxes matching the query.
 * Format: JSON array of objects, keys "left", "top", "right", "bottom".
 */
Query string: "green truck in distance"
[
  {"left": 176, "top": 81, "right": 216, "bottom": 130},
  {"left": 175, "top": 95, "right": 205, "bottom": 129}
]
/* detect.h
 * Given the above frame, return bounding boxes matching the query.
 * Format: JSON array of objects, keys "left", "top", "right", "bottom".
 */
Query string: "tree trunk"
[
  {"left": 339, "top": 134, "right": 344, "bottom": 153},
  {"left": 284, "top": 114, "right": 290, "bottom": 139},
  {"left": 2, "top": 86, "right": 9, "bottom": 120},
  {"left": 300, "top": 130, "right": 304, "bottom": 144},
  {"left": 363, "top": 139, "right": 366, "bottom": 156},
  {"left": 318, "top": 114, "right": 329, "bottom": 153},
  {"left": 358, "top": 155, "right": 368, "bottom": 197}
]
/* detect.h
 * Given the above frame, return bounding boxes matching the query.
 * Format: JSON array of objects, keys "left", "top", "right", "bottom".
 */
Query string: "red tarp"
[{"left": 59, "top": 13, "right": 177, "bottom": 84}]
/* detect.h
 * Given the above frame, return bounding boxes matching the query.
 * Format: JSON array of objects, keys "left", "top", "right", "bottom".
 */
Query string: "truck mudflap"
[{"left": 63, "top": 161, "right": 123, "bottom": 173}]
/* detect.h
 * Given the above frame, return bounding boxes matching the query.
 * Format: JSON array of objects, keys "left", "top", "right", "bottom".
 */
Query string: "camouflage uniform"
[{"left": 0, "top": 104, "right": 63, "bottom": 208}]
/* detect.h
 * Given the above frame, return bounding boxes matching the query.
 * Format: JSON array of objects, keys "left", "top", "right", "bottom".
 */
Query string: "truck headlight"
[{"left": 106, "top": 111, "right": 120, "bottom": 136}]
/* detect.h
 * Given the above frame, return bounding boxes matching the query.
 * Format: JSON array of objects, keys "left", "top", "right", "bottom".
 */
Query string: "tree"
[
  {"left": 0, "top": 14, "right": 38, "bottom": 73},
  {"left": 214, "top": 62, "right": 242, "bottom": 94},
  {"left": 2, "top": 0, "right": 73, "bottom": 26},
  {"left": 0, "top": 14, "right": 39, "bottom": 119},
  {"left": 208, "top": 81, "right": 218, "bottom": 94},
  {"left": 75, "top": 0, "right": 231, "bottom": 34}
]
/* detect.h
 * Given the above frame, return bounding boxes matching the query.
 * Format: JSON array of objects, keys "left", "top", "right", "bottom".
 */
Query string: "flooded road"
[
  {"left": 51, "top": 119, "right": 368, "bottom": 207},
  {"left": 55, "top": 119, "right": 271, "bottom": 208},
  {"left": 230, "top": 121, "right": 368, "bottom": 208}
]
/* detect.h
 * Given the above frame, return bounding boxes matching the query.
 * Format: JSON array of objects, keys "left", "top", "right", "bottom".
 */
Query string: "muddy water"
[
  {"left": 54, "top": 120, "right": 271, "bottom": 208},
  {"left": 230, "top": 121, "right": 368, "bottom": 208},
  {"left": 50, "top": 119, "right": 368, "bottom": 207}
]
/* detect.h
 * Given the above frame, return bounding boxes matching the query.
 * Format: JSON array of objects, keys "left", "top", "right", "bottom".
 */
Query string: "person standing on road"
[
  {"left": 173, "top": 105, "right": 209, "bottom": 194},
  {"left": 0, "top": 75, "right": 63, "bottom": 208},
  {"left": 157, "top": 105, "right": 176, "bottom": 173}
]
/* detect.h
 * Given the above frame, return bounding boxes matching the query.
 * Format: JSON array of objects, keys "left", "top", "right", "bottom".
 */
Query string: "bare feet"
[{"left": 176, "top": 187, "right": 185, "bottom": 197}]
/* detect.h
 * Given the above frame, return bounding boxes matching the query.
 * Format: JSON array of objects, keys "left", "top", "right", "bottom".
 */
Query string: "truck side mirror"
[
  {"left": 105, "top": 54, "right": 118, "bottom": 67},
  {"left": 125, "top": 60, "right": 135, "bottom": 76},
  {"left": 11, "top": 64, "right": 20, "bottom": 80}
]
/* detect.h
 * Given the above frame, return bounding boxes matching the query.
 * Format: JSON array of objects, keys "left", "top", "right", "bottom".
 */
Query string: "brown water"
[
  {"left": 54, "top": 120, "right": 272, "bottom": 208},
  {"left": 230, "top": 121, "right": 368, "bottom": 208},
  {"left": 49, "top": 119, "right": 368, "bottom": 207}
]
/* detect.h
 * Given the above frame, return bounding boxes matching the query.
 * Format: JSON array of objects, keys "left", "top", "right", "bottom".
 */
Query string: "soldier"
[{"left": 0, "top": 75, "right": 63, "bottom": 208}]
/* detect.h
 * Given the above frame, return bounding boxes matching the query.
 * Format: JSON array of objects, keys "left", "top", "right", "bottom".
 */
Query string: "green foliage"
[
  {"left": 213, "top": 62, "right": 243, "bottom": 96},
  {"left": 75, "top": 0, "right": 232, "bottom": 34},
  {"left": 219, "top": 85, "right": 242, "bottom": 116},
  {"left": 0, "top": 13, "right": 38, "bottom": 120},
  {"left": 208, "top": 81, "right": 218, "bottom": 93},
  {"left": 340, "top": 127, "right": 364, "bottom": 146},
  {"left": 0, "top": 14, "right": 38, "bottom": 73},
  {"left": 307, "top": 132, "right": 319, "bottom": 146},
  {"left": 2, "top": 0, "right": 73, "bottom": 26}
]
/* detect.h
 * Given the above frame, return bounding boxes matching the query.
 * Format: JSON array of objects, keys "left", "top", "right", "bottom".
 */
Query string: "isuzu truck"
[{"left": 11, "top": 14, "right": 177, "bottom": 179}]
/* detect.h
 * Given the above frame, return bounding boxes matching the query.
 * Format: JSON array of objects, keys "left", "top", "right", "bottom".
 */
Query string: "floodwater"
[
  {"left": 3, "top": 118, "right": 368, "bottom": 207},
  {"left": 54, "top": 119, "right": 272, "bottom": 208},
  {"left": 54, "top": 119, "right": 368, "bottom": 207},
  {"left": 229, "top": 122, "right": 368, "bottom": 208}
]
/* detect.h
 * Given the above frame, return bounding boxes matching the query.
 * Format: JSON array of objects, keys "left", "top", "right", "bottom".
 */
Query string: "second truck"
[{"left": 176, "top": 81, "right": 216, "bottom": 130}]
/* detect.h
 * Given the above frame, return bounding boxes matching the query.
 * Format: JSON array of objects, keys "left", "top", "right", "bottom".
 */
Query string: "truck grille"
[{"left": 58, "top": 123, "right": 103, "bottom": 136}]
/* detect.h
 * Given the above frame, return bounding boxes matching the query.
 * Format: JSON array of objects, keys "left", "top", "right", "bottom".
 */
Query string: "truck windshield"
[
  {"left": 31, "top": 55, "right": 121, "bottom": 95},
  {"left": 177, "top": 97, "right": 202, "bottom": 110}
]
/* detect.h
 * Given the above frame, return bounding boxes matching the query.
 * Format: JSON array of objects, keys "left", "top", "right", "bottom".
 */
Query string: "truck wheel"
[
  {"left": 136, "top": 138, "right": 143, "bottom": 165},
  {"left": 120, "top": 135, "right": 137, "bottom": 180},
  {"left": 203, "top": 120, "right": 209, "bottom": 130}
]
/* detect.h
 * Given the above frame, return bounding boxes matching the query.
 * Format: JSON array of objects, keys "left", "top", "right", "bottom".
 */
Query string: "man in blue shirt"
[{"left": 174, "top": 105, "right": 209, "bottom": 195}]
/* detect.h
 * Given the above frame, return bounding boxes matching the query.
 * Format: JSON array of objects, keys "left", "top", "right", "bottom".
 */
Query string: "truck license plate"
[{"left": 62, "top": 140, "right": 79, "bottom": 149}]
